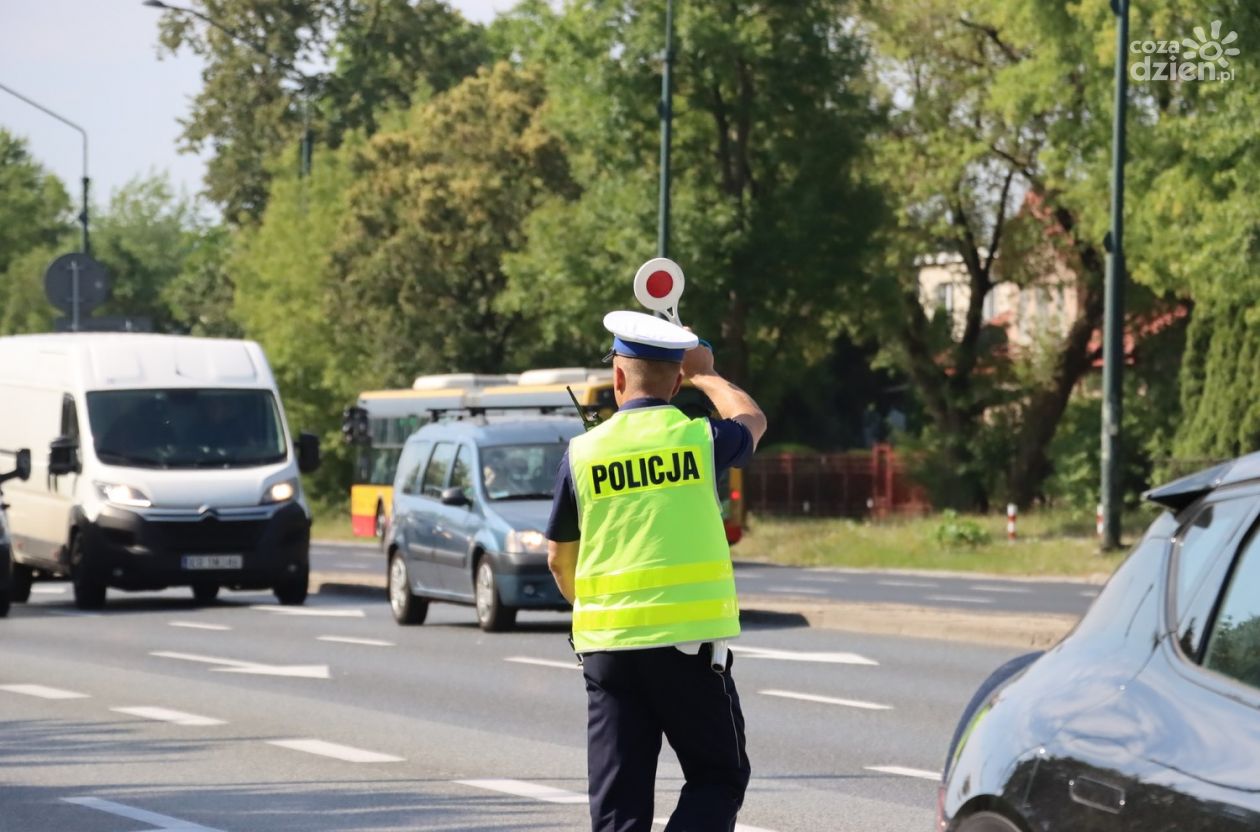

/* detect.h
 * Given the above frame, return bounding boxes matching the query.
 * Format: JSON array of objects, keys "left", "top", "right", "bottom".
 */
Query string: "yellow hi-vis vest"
[{"left": 568, "top": 405, "right": 740, "bottom": 652}]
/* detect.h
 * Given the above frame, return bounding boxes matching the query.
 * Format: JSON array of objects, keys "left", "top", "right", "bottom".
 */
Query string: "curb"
[{"left": 309, "top": 570, "right": 1076, "bottom": 649}]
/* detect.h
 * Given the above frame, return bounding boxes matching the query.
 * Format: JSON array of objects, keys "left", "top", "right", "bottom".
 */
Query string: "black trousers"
[{"left": 583, "top": 645, "right": 751, "bottom": 832}]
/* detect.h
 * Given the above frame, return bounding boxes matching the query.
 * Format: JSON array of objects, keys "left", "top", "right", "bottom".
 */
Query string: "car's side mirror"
[
  {"left": 296, "top": 432, "right": 321, "bottom": 474},
  {"left": 440, "top": 486, "right": 471, "bottom": 507},
  {"left": 0, "top": 448, "right": 30, "bottom": 484},
  {"left": 48, "top": 436, "right": 79, "bottom": 476}
]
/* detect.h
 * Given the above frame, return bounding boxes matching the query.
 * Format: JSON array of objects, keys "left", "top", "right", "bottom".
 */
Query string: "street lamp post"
[
  {"left": 657, "top": 0, "right": 675, "bottom": 259},
  {"left": 1101, "top": 0, "right": 1129, "bottom": 551},
  {"left": 143, "top": 0, "right": 314, "bottom": 177},
  {"left": 0, "top": 82, "right": 90, "bottom": 255}
]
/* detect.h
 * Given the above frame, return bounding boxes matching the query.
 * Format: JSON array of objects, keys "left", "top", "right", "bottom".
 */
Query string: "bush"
[{"left": 932, "top": 510, "right": 992, "bottom": 549}]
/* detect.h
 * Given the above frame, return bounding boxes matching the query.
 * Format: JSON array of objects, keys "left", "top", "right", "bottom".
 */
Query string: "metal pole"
[
  {"left": 657, "top": 0, "right": 675, "bottom": 258},
  {"left": 1101, "top": 0, "right": 1129, "bottom": 551},
  {"left": 0, "top": 81, "right": 90, "bottom": 255}
]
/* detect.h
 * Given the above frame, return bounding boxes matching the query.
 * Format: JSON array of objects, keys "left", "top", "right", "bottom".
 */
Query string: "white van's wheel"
[
  {"left": 191, "top": 583, "right": 220, "bottom": 604},
  {"left": 273, "top": 566, "right": 308, "bottom": 606},
  {"left": 70, "top": 536, "right": 106, "bottom": 611},
  {"left": 389, "top": 551, "right": 427, "bottom": 625},
  {"left": 10, "top": 562, "right": 32, "bottom": 603}
]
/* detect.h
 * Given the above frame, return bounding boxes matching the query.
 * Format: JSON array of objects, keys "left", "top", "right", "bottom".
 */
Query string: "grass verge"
[
  {"left": 736, "top": 509, "right": 1154, "bottom": 578},
  {"left": 309, "top": 501, "right": 363, "bottom": 543}
]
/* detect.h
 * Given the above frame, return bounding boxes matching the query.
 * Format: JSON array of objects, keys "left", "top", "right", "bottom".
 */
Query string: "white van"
[{"left": 0, "top": 334, "right": 320, "bottom": 610}]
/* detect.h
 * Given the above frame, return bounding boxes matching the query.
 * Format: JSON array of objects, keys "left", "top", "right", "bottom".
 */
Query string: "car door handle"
[{"left": 1069, "top": 776, "right": 1125, "bottom": 814}]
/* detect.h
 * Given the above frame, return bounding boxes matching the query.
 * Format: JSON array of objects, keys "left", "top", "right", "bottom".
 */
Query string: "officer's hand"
[{"left": 681, "top": 333, "right": 715, "bottom": 379}]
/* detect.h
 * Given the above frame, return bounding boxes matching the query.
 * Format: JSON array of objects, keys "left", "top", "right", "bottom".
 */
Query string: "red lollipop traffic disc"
[{"left": 646, "top": 270, "right": 674, "bottom": 299}]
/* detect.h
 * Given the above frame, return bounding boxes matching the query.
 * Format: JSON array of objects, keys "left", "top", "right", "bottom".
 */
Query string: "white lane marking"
[
  {"left": 151, "top": 651, "right": 330, "bottom": 679},
  {"left": 333, "top": 562, "right": 371, "bottom": 570},
  {"left": 456, "top": 779, "right": 588, "bottom": 804},
  {"left": 62, "top": 797, "right": 224, "bottom": 830},
  {"left": 1080, "top": 589, "right": 1100, "bottom": 597},
  {"left": 653, "top": 822, "right": 779, "bottom": 832},
  {"left": 30, "top": 585, "right": 67, "bottom": 594},
  {"left": 317, "top": 635, "right": 394, "bottom": 647},
  {"left": 170, "top": 621, "right": 232, "bottom": 631},
  {"left": 809, "top": 575, "right": 849, "bottom": 583},
  {"left": 877, "top": 579, "right": 938, "bottom": 588},
  {"left": 268, "top": 739, "right": 403, "bottom": 763},
  {"left": 250, "top": 605, "right": 365, "bottom": 618},
  {"left": 731, "top": 645, "right": 878, "bottom": 666},
  {"left": 764, "top": 585, "right": 828, "bottom": 595},
  {"left": 969, "top": 585, "right": 1032, "bottom": 594},
  {"left": 111, "top": 706, "right": 226, "bottom": 727},
  {"left": 0, "top": 684, "right": 89, "bottom": 700},
  {"left": 759, "top": 689, "right": 892, "bottom": 711},
  {"left": 505, "top": 656, "right": 580, "bottom": 670},
  {"left": 865, "top": 765, "right": 940, "bottom": 781},
  {"left": 924, "top": 594, "right": 993, "bottom": 605}
]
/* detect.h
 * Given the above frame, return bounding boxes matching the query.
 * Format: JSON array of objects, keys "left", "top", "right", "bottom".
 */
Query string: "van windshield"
[
  {"left": 481, "top": 443, "right": 567, "bottom": 500},
  {"left": 86, "top": 389, "right": 287, "bottom": 469}
]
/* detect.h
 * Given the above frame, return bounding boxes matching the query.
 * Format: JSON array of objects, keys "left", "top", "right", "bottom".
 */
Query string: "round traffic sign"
[{"left": 44, "top": 253, "right": 110, "bottom": 314}]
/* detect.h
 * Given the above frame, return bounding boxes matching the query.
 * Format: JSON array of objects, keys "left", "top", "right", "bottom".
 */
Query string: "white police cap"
[{"left": 602, "top": 310, "right": 699, "bottom": 363}]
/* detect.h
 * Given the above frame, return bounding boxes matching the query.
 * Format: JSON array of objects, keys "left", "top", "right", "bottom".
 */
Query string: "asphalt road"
[
  {"left": 311, "top": 541, "right": 1100, "bottom": 616},
  {"left": 0, "top": 584, "right": 1023, "bottom": 832}
]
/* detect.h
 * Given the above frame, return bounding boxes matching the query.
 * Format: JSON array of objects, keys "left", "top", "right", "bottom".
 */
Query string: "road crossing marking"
[
  {"left": 808, "top": 575, "right": 849, "bottom": 583},
  {"left": 267, "top": 739, "right": 403, "bottom": 763},
  {"left": 30, "top": 585, "right": 67, "bottom": 594},
  {"left": 731, "top": 646, "right": 878, "bottom": 666},
  {"left": 62, "top": 797, "right": 224, "bottom": 831},
  {"left": 456, "top": 779, "right": 589, "bottom": 804},
  {"left": 1080, "top": 589, "right": 1100, "bottom": 597},
  {"left": 764, "top": 585, "right": 829, "bottom": 595},
  {"left": 877, "top": 579, "right": 938, "bottom": 588},
  {"left": 969, "top": 585, "right": 1032, "bottom": 594},
  {"left": 111, "top": 706, "right": 225, "bottom": 726},
  {"left": 151, "top": 651, "right": 330, "bottom": 679},
  {"left": 759, "top": 689, "right": 892, "bottom": 711},
  {"left": 333, "top": 561, "right": 372, "bottom": 570},
  {"left": 925, "top": 594, "right": 992, "bottom": 605},
  {"left": 250, "top": 605, "right": 365, "bottom": 618},
  {"left": 865, "top": 765, "right": 940, "bottom": 781},
  {"left": 654, "top": 821, "right": 779, "bottom": 832},
  {"left": 317, "top": 635, "right": 394, "bottom": 647},
  {"left": 0, "top": 684, "right": 89, "bottom": 700},
  {"left": 505, "top": 656, "right": 580, "bottom": 670},
  {"left": 169, "top": 621, "right": 232, "bottom": 631}
]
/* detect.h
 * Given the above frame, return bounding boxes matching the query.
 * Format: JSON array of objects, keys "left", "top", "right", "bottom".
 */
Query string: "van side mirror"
[
  {"left": 0, "top": 448, "right": 30, "bottom": 484},
  {"left": 48, "top": 436, "right": 79, "bottom": 476},
  {"left": 440, "top": 486, "right": 470, "bottom": 507},
  {"left": 296, "top": 432, "right": 321, "bottom": 474}
]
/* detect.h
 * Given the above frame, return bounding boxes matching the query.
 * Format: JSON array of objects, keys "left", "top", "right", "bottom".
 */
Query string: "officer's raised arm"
[{"left": 681, "top": 341, "right": 767, "bottom": 449}]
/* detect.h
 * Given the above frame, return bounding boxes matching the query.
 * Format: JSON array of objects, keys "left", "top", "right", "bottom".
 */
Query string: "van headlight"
[
  {"left": 262, "top": 478, "right": 298, "bottom": 504},
  {"left": 505, "top": 529, "right": 548, "bottom": 554},
  {"left": 94, "top": 481, "right": 153, "bottom": 508}
]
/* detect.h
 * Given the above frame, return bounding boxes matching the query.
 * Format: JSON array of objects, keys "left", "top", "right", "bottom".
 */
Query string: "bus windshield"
[
  {"left": 481, "top": 443, "right": 567, "bottom": 501},
  {"left": 86, "top": 389, "right": 287, "bottom": 469}
]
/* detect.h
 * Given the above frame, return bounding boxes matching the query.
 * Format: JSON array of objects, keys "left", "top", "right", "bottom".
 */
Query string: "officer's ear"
[
  {"left": 613, "top": 363, "right": 628, "bottom": 396},
  {"left": 669, "top": 369, "right": 683, "bottom": 400}
]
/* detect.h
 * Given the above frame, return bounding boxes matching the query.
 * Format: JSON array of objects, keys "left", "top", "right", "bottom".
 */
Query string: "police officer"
[{"left": 547, "top": 310, "right": 767, "bottom": 832}]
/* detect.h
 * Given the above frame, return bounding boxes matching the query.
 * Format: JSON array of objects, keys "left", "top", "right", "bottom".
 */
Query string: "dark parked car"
[
  {"left": 939, "top": 452, "right": 1260, "bottom": 832},
  {"left": 386, "top": 415, "right": 583, "bottom": 631},
  {"left": 0, "top": 448, "right": 32, "bottom": 618}
]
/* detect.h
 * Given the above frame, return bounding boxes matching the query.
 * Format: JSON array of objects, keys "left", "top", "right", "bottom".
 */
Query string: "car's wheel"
[
  {"left": 273, "top": 566, "right": 309, "bottom": 606},
  {"left": 955, "top": 811, "right": 1023, "bottom": 832},
  {"left": 191, "top": 583, "right": 220, "bottom": 604},
  {"left": 70, "top": 535, "right": 106, "bottom": 611},
  {"left": 475, "top": 557, "right": 516, "bottom": 632},
  {"left": 0, "top": 554, "right": 10, "bottom": 618},
  {"left": 388, "top": 551, "right": 427, "bottom": 625},
  {"left": 10, "top": 561, "right": 33, "bottom": 603}
]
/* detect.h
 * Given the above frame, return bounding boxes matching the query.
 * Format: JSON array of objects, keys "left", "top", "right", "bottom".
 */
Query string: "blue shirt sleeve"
[
  {"left": 709, "top": 418, "right": 754, "bottom": 474},
  {"left": 546, "top": 449, "right": 580, "bottom": 543}
]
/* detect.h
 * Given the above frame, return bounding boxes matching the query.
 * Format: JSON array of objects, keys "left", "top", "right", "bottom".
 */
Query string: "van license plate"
[{"left": 182, "top": 555, "right": 243, "bottom": 570}]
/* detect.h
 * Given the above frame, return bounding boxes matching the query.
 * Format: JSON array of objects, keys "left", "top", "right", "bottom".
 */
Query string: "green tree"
[
  {"left": 162, "top": 224, "right": 242, "bottom": 337},
  {"left": 329, "top": 61, "right": 576, "bottom": 384},
  {"left": 498, "top": 0, "right": 881, "bottom": 411},
  {"left": 0, "top": 130, "right": 71, "bottom": 275}
]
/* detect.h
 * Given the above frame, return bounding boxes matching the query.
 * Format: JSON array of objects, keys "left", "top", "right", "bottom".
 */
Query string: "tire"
[
  {"left": 10, "top": 561, "right": 32, "bottom": 603},
  {"left": 191, "top": 583, "right": 220, "bottom": 604},
  {"left": 273, "top": 566, "right": 309, "bottom": 606},
  {"left": 0, "top": 554, "right": 10, "bottom": 618},
  {"left": 70, "top": 535, "right": 106, "bottom": 611},
  {"left": 955, "top": 811, "right": 1023, "bottom": 832},
  {"left": 388, "top": 551, "right": 427, "bottom": 625},
  {"left": 475, "top": 557, "right": 515, "bottom": 632}
]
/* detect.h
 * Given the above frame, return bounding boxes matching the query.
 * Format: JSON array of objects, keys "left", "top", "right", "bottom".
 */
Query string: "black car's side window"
[
  {"left": 421, "top": 442, "right": 457, "bottom": 498},
  {"left": 1202, "top": 523, "right": 1260, "bottom": 692},
  {"left": 397, "top": 441, "right": 432, "bottom": 497},
  {"left": 1174, "top": 498, "right": 1254, "bottom": 628}
]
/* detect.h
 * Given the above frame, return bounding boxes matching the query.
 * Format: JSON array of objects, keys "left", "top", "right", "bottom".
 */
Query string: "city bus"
[{"left": 343, "top": 368, "right": 747, "bottom": 544}]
